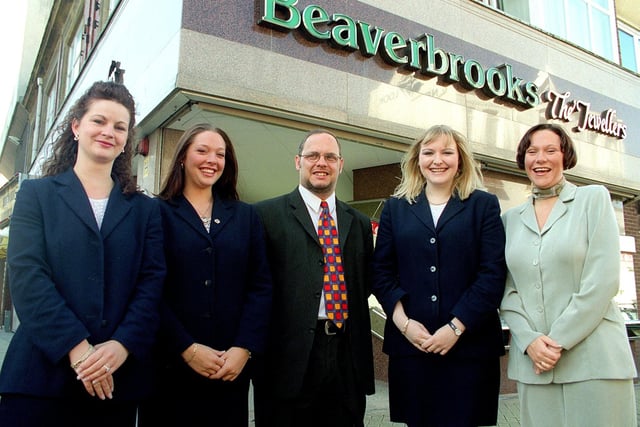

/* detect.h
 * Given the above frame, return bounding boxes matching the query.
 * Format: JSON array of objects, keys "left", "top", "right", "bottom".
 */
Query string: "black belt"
[{"left": 317, "top": 319, "right": 346, "bottom": 335}]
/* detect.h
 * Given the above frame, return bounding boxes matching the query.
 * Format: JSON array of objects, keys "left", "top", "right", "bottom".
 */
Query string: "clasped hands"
[
  {"left": 526, "top": 335, "right": 562, "bottom": 374},
  {"left": 399, "top": 318, "right": 461, "bottom": 356},
  {"left": 70, "top": 339, "right": 128, "bottom": 400},
  {"left": 183, "top": 343, "right": 250, "bottom": 382}
]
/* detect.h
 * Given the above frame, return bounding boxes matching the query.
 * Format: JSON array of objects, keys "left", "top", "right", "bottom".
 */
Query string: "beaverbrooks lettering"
[{"left": 258, "top": 0, "right": 540, "bottom": 108}]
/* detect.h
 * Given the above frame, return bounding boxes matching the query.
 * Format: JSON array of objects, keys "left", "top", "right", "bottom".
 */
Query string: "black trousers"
[{"left": 254, "top": 320, "right": 365, "bottom": 427}]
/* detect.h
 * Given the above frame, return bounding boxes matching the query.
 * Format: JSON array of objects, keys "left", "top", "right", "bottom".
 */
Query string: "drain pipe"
[{"left": 32, "top": 77, "right": 43, "bottom": 167}]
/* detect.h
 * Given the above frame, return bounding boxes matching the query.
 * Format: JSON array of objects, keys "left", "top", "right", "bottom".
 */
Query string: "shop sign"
[
  {"left": 543, "top": 90, "right": 627, "bottom": 139},
  {"left": 258, "top": 0, "right": 627, "bottom": 139},
  {"left": 259, "top": 0, "right": 539, "bottom": 108}
]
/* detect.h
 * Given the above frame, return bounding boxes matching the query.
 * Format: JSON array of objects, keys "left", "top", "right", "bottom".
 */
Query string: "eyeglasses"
[{"left": 299, "top": 152, "right": 342, "bottom": 163}]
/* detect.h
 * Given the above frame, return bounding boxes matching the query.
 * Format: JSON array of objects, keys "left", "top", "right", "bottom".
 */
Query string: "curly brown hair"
[{"left": 41, "top": 81, "right": 138, "bottom": 194}]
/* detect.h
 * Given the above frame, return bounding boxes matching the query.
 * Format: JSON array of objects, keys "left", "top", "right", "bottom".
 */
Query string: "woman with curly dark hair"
[{"left": 0, "top": 81, "right": 166, "bottom": 427}]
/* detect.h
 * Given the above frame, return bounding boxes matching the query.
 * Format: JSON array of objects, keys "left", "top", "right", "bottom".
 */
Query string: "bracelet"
[
  {"left": 185, "top": 344, "right": 198, "bottom": 364},
  {"left": 70, "top": 344, "right": 95, "bottom": 370},
  {"left": 401, "top": 318, "right": 410, "bottom": 335}
]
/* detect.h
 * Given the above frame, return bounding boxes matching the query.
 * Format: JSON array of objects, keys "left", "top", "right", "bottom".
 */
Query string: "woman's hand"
[
  {"left": 183, "top": 343, "right": 226, "bottom": 378},
  {"left": 73, "top": 340, "right": 129, "bottom": 399},
  {"left": 420, "top": 320, "right": 465, "bottom": 355},
  {"left": 526, "top": 335, "right": 562, "bottom": 374},
  {"left": 391, "top": 302, "right": 432, "bottom": 351},
  {"left": 210, "top": 347, "right": 251, "bottom": 382}
]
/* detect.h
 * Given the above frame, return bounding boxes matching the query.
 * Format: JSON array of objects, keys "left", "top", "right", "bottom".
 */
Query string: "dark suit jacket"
[
  {"left": 254, "top": 188, "right": 375, "bottom": 399},
  {"left": 373, "top": 190, "right": 506, "bottom": 359},
  {"left": 156, "top": 195, "right": 272, "bottom": 361},
  {"left": 0, "top": 170, "right": 166, "bottom": 400}
]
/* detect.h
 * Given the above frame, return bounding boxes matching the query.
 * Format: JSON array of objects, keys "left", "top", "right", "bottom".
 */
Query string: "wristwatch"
[{"left": 448, "top": 321, "right": 462, "bottom": 336}]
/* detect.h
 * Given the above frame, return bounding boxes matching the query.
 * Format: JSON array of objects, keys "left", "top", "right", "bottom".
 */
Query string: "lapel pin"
[{"left": 214, "top": 219, "right": 221, "bottom": 224}]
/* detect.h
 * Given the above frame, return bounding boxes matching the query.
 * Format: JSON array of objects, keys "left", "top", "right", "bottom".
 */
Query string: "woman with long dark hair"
[
  {"left": 0, "top": 81, "right": 166, "bottom": 427},
  {"left": 139, "top": 123, "right": 272, "bottom": 427}
]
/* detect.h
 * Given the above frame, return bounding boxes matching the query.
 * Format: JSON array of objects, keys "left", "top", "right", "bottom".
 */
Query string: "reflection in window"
[
  {"left": 65, "top": 19, "right": 84, "bottom": 96},
  {"left": 476, "top": 0, "right": 618, "bottom": 63},
  {"left": 619, "top": 26, "right": 639, "bottom": 72}
]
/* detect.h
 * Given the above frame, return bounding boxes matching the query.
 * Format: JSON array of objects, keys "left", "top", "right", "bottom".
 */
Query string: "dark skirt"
[
  {"left": 138, "top": 361, "right": 250, "bottom": 427},
  {"left": 388, "top": 354, "right": 500, "bottom": 427}
]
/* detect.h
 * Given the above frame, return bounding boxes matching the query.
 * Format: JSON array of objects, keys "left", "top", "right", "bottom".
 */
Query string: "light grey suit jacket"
[{"left": 500, "top": 181, "right": 636, "bottom": 384}]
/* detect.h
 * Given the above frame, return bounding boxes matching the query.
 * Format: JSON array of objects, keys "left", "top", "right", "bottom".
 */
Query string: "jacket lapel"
[
  {"left": 435, "top": 194, "right": 464, "bottom": 231},
  {"left": 209, "top": 196, "right": 234, "bottom": 240},
  {"left": 288, "top": 189, "right": 321, "bottom": 247},
  {"left": 408, "top": 192, "right": 436, "bottom": 233},
  {"left": 539, "top": 182, "right": 574, "bottom": 235},
  {"left": 519, "top": 182, "right": 575, "bottom": 235},
  {"left": 172, "top": 195, "right": 212, "bottom": 240},
  {"left": 54, "top": 170, "right": 101, "bottom": 236},
  {"left": 100, "top": 181, "right": 132, "bottom": 239},
  {"left": 336, "top": 199, "right": 353, "bottom": 247}
]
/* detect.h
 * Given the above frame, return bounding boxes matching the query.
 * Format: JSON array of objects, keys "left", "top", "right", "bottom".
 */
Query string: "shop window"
[{"left": 618, "top": 24, "right": 640, "bottom": 72}]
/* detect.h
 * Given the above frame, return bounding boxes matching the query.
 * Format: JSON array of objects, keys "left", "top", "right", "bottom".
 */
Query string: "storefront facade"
[{"left": 1, "top": 0, "right": 639, "bottom": 392}]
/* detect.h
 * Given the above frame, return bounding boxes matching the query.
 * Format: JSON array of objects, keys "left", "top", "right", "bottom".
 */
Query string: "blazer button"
[
  {"left": 204, "top": 279, "right": 212, "bottom": 287},
  {"left": 429, "top": 266, "right": 436, "bottom": 272},
  {"left": 204, "top": 247, "right": 213, "bottom": 254},
  {"left": 101, "top": 320, "right": 108, "bottom": 327},
  {"left": 430, "top": 295, "right": 438, "bottom": 302},
  {"left": 429, "top": 237, "right": 436, "bottom": 244}
]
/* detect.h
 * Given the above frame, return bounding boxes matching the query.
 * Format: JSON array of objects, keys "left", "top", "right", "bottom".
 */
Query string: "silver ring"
[{"left": 104, "top": 364, "right": 111, "bottom": 373}]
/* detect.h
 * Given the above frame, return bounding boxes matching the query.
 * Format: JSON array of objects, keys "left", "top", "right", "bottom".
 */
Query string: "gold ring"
[{"left": 104, "top": 364, "right": 111, "bottom": 373}]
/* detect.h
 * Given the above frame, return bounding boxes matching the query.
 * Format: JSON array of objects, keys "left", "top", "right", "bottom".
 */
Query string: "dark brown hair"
[
  {"left": 516, "top": 123, "right": 577, "bottom": 170},
  {"left": 158, "top": 123, "right": 239, "bottom": 201},
  {"left": 41, "top": 81, "right": 138, "bottom": 194}
]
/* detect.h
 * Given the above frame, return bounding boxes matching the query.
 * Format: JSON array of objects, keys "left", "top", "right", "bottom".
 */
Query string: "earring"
[
  {"left": 180, "top": 162, "right": 184, "bottom": 169},
  {"left": 73, "top": 134, "right": 79, "bottom": 141}
]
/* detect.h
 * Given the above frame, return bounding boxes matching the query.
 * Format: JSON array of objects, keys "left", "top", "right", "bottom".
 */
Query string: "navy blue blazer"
[
  {"left": 372, "top": 190, "right": 506, "bottom": 359},
  {"left": 156, "top": 195, "right": 272, "bottom": 361},
  {"left": 0, "top": 170, "right": 166, "bottom": 400}
]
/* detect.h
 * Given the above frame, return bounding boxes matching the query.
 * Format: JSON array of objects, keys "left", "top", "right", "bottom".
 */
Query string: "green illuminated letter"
[{"left": 259, "top": 0, "right": 301, "bottom": 31}]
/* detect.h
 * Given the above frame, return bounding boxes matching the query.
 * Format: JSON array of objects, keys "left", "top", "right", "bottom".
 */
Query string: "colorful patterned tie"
[{"left": 318, "top": 201, "right": 348, "bottom": 328}]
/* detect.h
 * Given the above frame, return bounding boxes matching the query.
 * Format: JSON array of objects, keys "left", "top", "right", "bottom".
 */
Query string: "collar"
[{"left": 298, "top": 185, "right": 336, "bottom": 215}]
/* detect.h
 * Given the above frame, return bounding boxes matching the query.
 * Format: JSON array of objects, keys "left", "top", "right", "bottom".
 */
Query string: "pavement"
[{"left": 0, "top": 329, "right": 637, "bottom": 426}]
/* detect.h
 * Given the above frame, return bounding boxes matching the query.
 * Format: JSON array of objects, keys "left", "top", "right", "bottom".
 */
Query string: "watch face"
[{"left": 455, "top": 329, "right": 462, "bottom": 336}]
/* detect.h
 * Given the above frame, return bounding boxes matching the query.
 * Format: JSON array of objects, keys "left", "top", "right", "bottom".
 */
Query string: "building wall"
[{"left": 176, "top": 0, "right": 640, "bottom": 196}]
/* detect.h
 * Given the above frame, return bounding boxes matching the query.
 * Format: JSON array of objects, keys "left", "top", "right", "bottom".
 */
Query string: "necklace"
[
  {"left": 532, "top": 177, "right": 566, "bottom": 199},
  {"left": 187, "top": 196, "right": 213, "bottom": 231}
]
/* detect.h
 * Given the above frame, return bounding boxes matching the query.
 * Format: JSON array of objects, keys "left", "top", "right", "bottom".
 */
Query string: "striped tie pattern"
[{"left": 318, "top": 201, "right": 348, "bottom": 328}]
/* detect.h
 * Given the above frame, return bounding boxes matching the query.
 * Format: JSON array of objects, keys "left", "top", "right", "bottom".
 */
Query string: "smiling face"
[
  {"left": 71, "top": 99, "right": 130, "bottom": 167},
  {"left": 524, "top": 129, "right": 565, "bottom": 189},
  {"left": 295, "top": 132, "right": 344, "bottom": 200},
  {"left": 183, "top": 130, "right": 226, "bottom": 192},
  {"left": 418, "top": 134, "right": 459, "bottom": 191}
]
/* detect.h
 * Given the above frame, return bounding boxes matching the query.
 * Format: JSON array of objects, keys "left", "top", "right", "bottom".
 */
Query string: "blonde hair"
[{"left": 393, "top": 125, "right": 485, "bottom": 203}]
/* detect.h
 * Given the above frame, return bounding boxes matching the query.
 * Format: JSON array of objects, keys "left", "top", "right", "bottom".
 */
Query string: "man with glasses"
[{"left": 253, "top": 129, "right": 375, "bottom": 427}]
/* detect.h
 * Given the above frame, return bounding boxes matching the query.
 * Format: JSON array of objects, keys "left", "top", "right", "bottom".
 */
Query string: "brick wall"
[{"left": 624, "top": 201, "right": 640, "bottom": 305}]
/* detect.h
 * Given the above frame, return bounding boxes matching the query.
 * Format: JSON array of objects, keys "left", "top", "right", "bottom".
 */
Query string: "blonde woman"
[{"left": 372, "top": 125, "right": 506, "bottom": 426}]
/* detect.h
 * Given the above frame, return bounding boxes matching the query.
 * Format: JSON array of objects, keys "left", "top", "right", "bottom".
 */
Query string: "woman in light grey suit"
[{"left": 500, "top": 123, "right": 637, "bottom": 427}]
